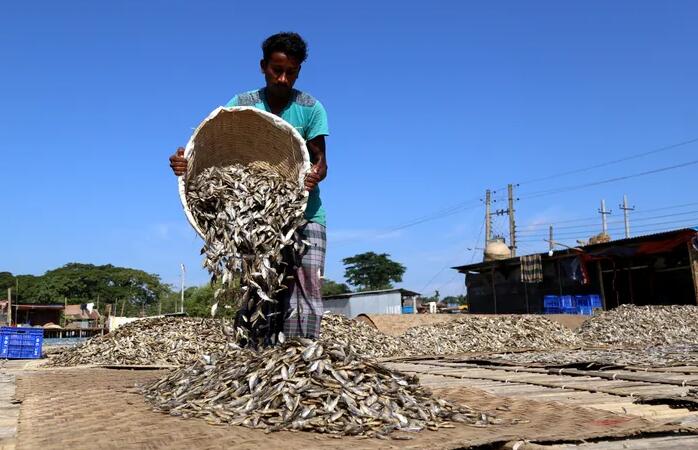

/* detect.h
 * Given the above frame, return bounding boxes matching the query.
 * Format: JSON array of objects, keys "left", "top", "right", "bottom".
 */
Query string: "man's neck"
[{"left": 264, "top": 88, "right": 292, "bottom": 113}]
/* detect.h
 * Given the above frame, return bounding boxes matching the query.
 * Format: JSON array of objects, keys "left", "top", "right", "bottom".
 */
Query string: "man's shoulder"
[
  {"left": 230, "top": 89, "right": 263, "bottom": 107},
  {"left": 292, "top": 89, "right": 320, "bottom": 108}
]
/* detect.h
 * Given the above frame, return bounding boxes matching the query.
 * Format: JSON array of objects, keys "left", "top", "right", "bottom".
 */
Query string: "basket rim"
[{"left": 177, "top": 106, "right": 311, "bottom": 240}]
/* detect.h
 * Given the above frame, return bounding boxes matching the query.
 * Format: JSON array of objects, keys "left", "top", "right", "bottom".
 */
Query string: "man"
[{"left": 169, "top": 32, "right": 328, "bottom": 340}]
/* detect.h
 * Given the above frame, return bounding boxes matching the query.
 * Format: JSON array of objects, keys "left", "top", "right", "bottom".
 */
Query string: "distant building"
[
  {"left": 1, "top": 304, "right": 64, "bottom": 327},
  {"left": 323, "top": 288, "right": 420, "bottom": 318},
  {"left": 64, "top": 304, "right": 101, "bottom": 329},
  {"left": 453, "top": 228, "right": 698, "bottom": 314}
]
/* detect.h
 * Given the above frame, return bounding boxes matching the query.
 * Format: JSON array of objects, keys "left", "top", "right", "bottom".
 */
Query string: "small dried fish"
[
  {"left": 397, "top": 315, "right": 581, "bottom": 357},
  {"left": 577, "top": 305, "right": 698, "bottom": 348},
  {"left": 186, "top": 164, "right": 308, "bottom": 347},
  {"left": 142, "top": 338, "right": 494, "bottom": 436},
  {"left": 46, "top": 317, "right": 230, "bottom": 367}
]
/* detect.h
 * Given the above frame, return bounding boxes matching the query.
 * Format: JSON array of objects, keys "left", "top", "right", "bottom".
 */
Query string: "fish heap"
[
  {"left": 577, "top": 304, "right": 698, "bottom": 348},
  {"left": 186, "top": 164, "right": 308, "bottom": 346},
  {"left": 400, "top": 315, "right": 581, "bottom": 356},
  {"left": 488, "top": 345, "right": 698, "bottom": 368},
  {"left": 47, "top": 317, "right": 229, "bottom": 367},
  {"left": 143, "top": 338, "right": 493, "bottom": 437},
  {"left": 319, "top": 314, "right": 405, "bottom": 359}
]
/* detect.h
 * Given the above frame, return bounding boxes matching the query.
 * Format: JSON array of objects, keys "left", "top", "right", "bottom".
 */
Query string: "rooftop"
[
  {"left": 323, "top": 288, "right": 420, "bottom": 301},
  {"left": 453, "top": 227, "right": 698, "bottom": 273}
]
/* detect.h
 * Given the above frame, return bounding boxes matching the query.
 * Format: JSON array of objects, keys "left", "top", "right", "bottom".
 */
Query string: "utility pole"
[
  {"left": 507, "top": 184, "right": 517, "bottom": 257},
  {"left": 493, "top": 184, "right": 518, "bottom": 256},
  {"left": 599, "top": 199, "right": 611, "bottom": 235},
  {"left": 549, "top": 225, "right": 554, "bottom": 251},
  {"left": 484, "top": 189, "right": 492, "bottom": 245},
  {"left": 7, "top": 288, "right": 11, "bottom": 326},
  {"left": 619, "top": 194, "right": 634, "bottom": 238},
  {"left": 180, "top": 264, "right": 186, "bottom": 314}
]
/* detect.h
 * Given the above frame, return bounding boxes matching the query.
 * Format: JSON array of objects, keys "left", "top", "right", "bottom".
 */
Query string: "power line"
[
  {"left": 515, "top": 137, "right": 698, "bottom": 186},
  {"left": 334, "top": 138, "right": 698, "bottom": 246},
  {"left": 521, "top": 159, "right": 698, "bottom": 200},
  {"left": 516, "top": 209, "right": 698, "bottom": 235},
  {"left": 518, "top": 217, "right": 698, "bottom": 241},
  {"left": 419, "top": 218, "right": 485, "bottom": 295}
]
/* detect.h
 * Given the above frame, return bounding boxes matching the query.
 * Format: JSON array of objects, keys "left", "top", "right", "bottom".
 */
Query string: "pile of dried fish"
[
  {"left": 48, "top": 317, "right": 230, "bottom": 367},
  {"left": 143, "top": 338, "right": 493, "bottom": 437},
  {"left": 186, "top": 164, "right": 307, "bottom": 346},
  {"left": 400, "top": 315, "right": 581, "bottom": 356},
  {"left": 577, "top": 305, "right": 698, "bottom": 348},
  {"left": 319, "top": 314, "right": 405, "bottom": 359},
  {"left": 489, "top": 345, "right": 698, "bottom": 368}
]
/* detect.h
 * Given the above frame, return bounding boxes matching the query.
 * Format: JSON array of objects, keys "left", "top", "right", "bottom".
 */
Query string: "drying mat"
[{"left": 14, "top": 368, "right": 689, "bottom": 450}]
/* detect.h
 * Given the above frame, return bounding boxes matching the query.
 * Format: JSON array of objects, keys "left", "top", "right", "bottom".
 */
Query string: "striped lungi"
[{"left": 282, "top": 222, "right": 326, "bottom": 339}]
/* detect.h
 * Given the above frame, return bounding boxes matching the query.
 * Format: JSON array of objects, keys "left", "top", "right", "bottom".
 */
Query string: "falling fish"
[{"left": 186, "top": 164, "right": 308, "bottom": 346}]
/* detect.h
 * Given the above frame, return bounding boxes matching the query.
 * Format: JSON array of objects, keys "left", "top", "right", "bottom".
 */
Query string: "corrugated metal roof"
[
  {"left": 323, "top": 288, "right": 420, "bottom": 301},
  {"left": 453, "top": 227, "right": 697, "bottom": 273}
]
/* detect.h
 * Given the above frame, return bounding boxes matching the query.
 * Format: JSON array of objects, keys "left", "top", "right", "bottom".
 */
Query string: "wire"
[
  {"left": 520, "top": 217, "right": 698, "bottom": 241},
  {"left": 519, "top": 201, "right": 698, "bottom": 232},
  {"left": 419, "top": 218, "right": 485, "bottom": 295},
  {"left": 516, "top": 209, "right": 698, "bottom": 235},
  {"left": 520, "top": 159, "right": 698, "bottom": 200},
  {"left": 515, "top": 137, "right": 698, "bottom": 186}
]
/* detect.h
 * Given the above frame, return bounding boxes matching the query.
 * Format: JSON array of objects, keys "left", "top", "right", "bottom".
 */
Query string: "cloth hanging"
[{"left": 520, "top": 254, "right": 543, "bottom": 283}]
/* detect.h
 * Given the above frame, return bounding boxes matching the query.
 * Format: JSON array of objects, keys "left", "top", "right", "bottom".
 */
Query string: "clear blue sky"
[{"left": 3, "top": 1, "right": 697, "bottom": 298}]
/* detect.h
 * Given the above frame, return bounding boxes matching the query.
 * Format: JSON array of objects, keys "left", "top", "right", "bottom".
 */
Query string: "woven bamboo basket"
[{"left": 178, "top": 106, "right": 311, "bottom": 239}]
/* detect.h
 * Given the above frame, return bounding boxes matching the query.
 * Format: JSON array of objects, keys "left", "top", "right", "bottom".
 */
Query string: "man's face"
[{"left": 261, "top": 52, "right": 301, "bottom": 97}]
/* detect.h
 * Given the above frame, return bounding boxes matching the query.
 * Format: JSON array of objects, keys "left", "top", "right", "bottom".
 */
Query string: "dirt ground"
[{"left": 12, "top": 367, "right": 682, "bottom": 450}]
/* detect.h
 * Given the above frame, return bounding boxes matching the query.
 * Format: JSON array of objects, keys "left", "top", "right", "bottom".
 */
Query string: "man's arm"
[{"left": 304, "top": 135, "right": 327, "bottom": 191}]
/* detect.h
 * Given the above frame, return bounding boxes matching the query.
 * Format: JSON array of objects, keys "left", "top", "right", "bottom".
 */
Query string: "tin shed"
[{"left": 322, "top": 288, "right": 420, "bottom": 318}]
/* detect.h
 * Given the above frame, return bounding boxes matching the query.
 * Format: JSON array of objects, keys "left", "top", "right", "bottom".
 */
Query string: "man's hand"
[
  {"left": 305, "top": 135, "right": 327, "bottom": 191},
  {"left": 169, "top": 147, "right": 188, "bottom": 176},
  {"left": 304, "top": 165, "right": 323, "bottom": 191}
]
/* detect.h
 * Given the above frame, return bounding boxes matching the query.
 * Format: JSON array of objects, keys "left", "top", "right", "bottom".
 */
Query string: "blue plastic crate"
[
  {"left": 0, "top": 327, "right": 43, "bottom": 359},
  {"left": 560, "top": 295, "right": 575, "bottom": 309},
  {"left": 577, "top": 306, "right": 593, "bottom": 316},
  {"left": 561, "top": 307, "right": 577, "bottom": 315},
  {"left": 589, "top": 295, "right": 602, "bottom": 309},
  {"left": 575, "top": 295, "right": 590, "bottom": 308},
  {"left": 402, "top": 306, "right": 414, "bottom": 314},
  {"left": 543, "top": 295, "right": 560, "bottom": 308},
  {"left": 544, "top": 307, "right": 561, "bottom": 314}
]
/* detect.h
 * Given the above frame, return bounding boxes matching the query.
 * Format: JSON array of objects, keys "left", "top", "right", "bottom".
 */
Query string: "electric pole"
[
  {"left": 549, "top": 225, "right": 554, "bottom": 251},
  {"left": 493, "top": 184, "right": 518, "bottom": 256},
  {"left": 180, "top": 263, "right": 186, "bottom": 314},
  {"left": 484, "top": 189, "right": 492, "bottom": 245},
  {"left": 7, "top": 288, "right": 11, "bottom": 326},
  {"left": 599, "top": 199, "right": 611, "bottom": 235},
  {"left": 507, "top": 184, "right": 517, "bottom": 257},
  {"left": 619, "top": 194, "right": 634, "bottom": 238}
]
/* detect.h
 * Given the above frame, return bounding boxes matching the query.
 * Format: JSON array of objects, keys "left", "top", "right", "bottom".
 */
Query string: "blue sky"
[{"left": 2, "top": 1, "right": 697, "bottom": 298}]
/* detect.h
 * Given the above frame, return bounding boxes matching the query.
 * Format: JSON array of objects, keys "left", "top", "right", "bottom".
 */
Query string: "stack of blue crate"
[
  {"left": 589, "top": 295, "right": 602, "bottom": 308},
  {"left": 560, "top": 295, "right": 577, "bottom": 314},
  {"left": 0, "top": 327, "right": 43, "bottom": 359},
  {"left": 543, "top": 295, "right": 560, "bottom": 314},
  {"left": 575, "top": 295, "right": 593, "bottom": 316}
]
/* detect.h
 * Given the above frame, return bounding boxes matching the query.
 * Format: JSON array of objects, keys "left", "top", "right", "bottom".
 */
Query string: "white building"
[{"left": 322, "top": 288, "right": 420, "bottom": 318}]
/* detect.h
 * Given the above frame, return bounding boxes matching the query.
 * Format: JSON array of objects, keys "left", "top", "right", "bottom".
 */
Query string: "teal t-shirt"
[{"left": 225, "top": 88, "right": 329, "bottom": 226}]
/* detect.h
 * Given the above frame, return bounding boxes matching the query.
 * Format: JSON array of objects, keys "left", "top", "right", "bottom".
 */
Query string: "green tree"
[
  {"left": 321, "top": 279, "right": 351, "bottom": 296},
  {"left": 11, "top": 263, "right": 172, "bottom": 315},
  {"left": 342, "top": 252, "right": 406, "bottom": 292},
  {"left": 0, "top": 272, "right": 15, "bottom": 291},
  {"left": 442, "top": 295, "right": 467, "bottom": 306}
]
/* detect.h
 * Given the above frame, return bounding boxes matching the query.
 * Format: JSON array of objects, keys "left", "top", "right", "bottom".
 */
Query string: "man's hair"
[{"left": 262, "top": 32, "right": 308, "bottom": 63}]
